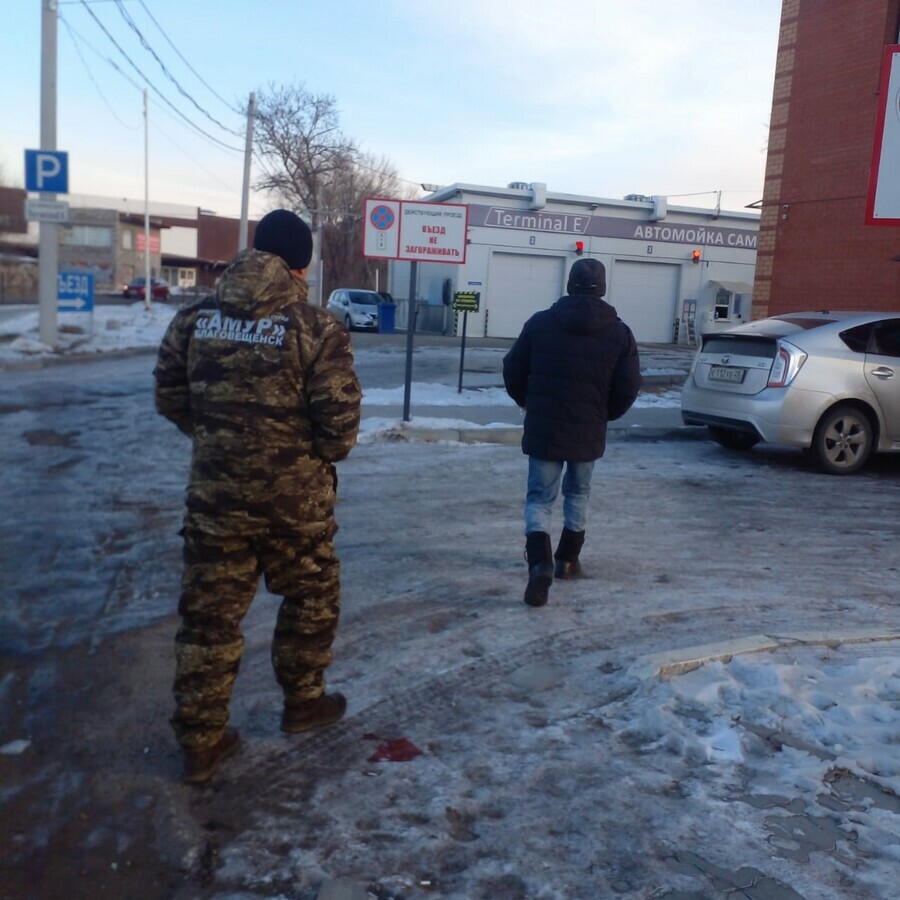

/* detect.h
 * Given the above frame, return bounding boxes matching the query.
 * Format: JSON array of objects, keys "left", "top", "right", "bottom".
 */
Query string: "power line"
[
  {"left": 151, "top": 119, "right": 241, "bottom": 193},
  {"left": 75, "top": 0, "right": 243, "bottom": 153},
  {"left": 63, "top": 2, "right": 421, "bottom": 193},
  {"left": 113, "top": 0, "right": 238, "bottom": 135},
  {"left": 60, "top": 7, "right": 244, "bottom": 203},
  {"left": 68, "top": 3, "right": 419, "bottom": 197},
  {"left": 136, "top": 0, "right": 243, "bottom": 116},
  {"left": 59, "top": 13, "right": 141, "bottom": 129}
]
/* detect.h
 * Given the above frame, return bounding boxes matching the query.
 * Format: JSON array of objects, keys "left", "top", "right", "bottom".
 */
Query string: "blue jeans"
[{"left": 524, "top": 457, "right": 595, "bottom": 536}]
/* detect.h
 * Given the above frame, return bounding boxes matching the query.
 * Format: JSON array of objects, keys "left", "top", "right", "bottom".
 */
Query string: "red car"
[{"left": 122, "top": 276, "right": 169, "bottom": 301}]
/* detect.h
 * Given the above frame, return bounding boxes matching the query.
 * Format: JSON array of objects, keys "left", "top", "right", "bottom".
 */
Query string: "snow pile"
[{"left": 0, "top": 303, "right": 177, "bottom": 362}]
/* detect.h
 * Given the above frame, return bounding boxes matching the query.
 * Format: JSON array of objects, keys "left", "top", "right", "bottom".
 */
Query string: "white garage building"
[{"left": 389, "top": 182, "right": 759, "bottom": 344}]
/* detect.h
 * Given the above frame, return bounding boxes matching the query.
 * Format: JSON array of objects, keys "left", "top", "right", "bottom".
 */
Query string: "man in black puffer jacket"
[{"left": 503, "top": 258, "right": 641, "bottom": 607}]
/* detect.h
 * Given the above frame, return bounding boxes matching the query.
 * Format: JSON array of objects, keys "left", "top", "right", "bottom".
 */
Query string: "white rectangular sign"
[
  {"left": 362, "top": 199, "right": 401, "bottom": 258},
  {"left": 363, "top": 198, "right": 468, "bottom": 263},
  {"left": 867, "top": 45, "right": 900, "bottom": 225},
  {"left": 25, "top": 198, "right": 70, "bottom": 223}
]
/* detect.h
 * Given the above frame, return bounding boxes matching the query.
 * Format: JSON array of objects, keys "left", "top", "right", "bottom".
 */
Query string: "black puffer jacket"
[{"left": 503, "top": 294, "right": 641, "bottom": 461}]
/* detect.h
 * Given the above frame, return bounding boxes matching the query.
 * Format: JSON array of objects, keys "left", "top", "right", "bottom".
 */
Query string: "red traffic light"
[
  {"left": 691, "top": 249, "right": 702, "bottom": 264},
  {"left": 575, "top": 241, "right": 584, "bottom": 256}
]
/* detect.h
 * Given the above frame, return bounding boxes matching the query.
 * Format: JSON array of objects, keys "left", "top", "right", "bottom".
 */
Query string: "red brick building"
[
  {"left": 754, "top": 0, "right": 900, "bottom": 318},
  {"left": 0, "top": 185, "right": 255, "bottom": 299}
]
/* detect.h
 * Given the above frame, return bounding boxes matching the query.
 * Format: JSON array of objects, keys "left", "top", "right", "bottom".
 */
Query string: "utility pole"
[
  {"left": 238, "top": 92, "right": 256, "bottom": 251},
  {"left": 143, "top": 89, "right": 151, "bottom": 310},
  {"left": 315, "top": 186, "right": 325, "bottom": 306},
  {"left": 38, "top": 0, "right": 58, "bottom": 347}
]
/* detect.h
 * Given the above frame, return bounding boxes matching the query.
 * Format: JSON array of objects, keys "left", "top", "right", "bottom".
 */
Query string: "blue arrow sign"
[{"left": 57, "top": 271, "right": 94, "bottom": 313}]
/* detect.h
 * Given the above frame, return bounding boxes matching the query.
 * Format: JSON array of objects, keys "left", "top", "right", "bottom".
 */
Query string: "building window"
[
  {"left": 122, "top": 230, "right": 132, "bottom": 250},
  {"left": 161, "top": 266, "right": 197, "bottom": 288},
  {"left": 61, "top": 225, "right": 112, "bottom": 248},
  {"left": 714, "top": 288, "right": 731, "bottom": 320}
]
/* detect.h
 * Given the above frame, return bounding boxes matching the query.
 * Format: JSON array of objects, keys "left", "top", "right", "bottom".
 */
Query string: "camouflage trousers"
[{"left": 171, "top": 524, "right": 341, "bottom": 751}]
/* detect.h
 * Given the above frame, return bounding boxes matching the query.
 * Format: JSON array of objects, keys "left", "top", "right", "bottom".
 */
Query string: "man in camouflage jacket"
[{"left": 154, "top": 209, "right": 361, "bottom": 783}]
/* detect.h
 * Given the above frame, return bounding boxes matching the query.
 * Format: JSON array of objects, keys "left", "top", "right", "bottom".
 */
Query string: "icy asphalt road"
[{"left": 1, "top": 345, "right": 899, "bottom": 899}]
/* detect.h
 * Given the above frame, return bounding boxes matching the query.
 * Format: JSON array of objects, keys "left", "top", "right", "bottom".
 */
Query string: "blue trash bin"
[{"left": 378, "top": 302, "right": 396, "bottom": 334}]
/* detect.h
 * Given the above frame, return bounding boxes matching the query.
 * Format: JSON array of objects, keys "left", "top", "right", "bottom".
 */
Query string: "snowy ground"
[{"left": 1, "top": 306, "right": 899, "bottom": 899}]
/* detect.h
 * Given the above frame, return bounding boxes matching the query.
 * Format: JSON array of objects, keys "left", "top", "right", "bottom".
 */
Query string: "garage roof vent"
[
  {"left": 508, "top": 182, "right": 529, "bottom": 190},
  {"left": 624, "top": 193, "right": 651, "bottom": 202}
]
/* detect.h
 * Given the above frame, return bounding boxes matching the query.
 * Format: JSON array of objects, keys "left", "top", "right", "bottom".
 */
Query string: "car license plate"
[{"left": 709, "top": 365, "right": 746, "bottom": 384}]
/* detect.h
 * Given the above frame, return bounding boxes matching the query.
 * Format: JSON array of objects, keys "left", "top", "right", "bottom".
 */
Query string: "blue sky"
[{"left": 2, "top": 0, "right": 782, "bottom": 219}]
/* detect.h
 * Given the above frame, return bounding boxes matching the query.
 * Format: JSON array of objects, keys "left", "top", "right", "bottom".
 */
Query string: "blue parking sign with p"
[{"left": 25, "top": 149, "right": 69, "bottom": 194}]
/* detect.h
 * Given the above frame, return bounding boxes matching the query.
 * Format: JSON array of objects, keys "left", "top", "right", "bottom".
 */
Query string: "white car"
[
  {"left": 681, "top": 311, "right": 900, "bottom": 474},
  {"left": 325, "top": 289, "right": 380, "bottom": 331}
]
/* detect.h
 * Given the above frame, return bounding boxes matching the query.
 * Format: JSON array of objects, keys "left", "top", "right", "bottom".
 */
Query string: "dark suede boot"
[
  {"left": 554, "top": 528, "right": 586, "bottom": 579},
  {"left": 524, "top": 531, "right": 553, "bottom": 607},
  {"left": 182, "top": 727, "right": 240, "bottom": 785},
  {"left": 281, "top": 692, "right": 347, "bottom": 734}
]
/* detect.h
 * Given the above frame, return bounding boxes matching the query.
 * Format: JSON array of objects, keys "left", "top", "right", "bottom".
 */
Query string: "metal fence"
[{"left": 395, "top": 300, "right": 452, "bottom": 335}]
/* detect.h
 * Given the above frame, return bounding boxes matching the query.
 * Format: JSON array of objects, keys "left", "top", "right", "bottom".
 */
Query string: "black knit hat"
[
  {"left": 253, "top": 209, "right": 313, "bottom": 270},
  {"left": 566, "top": 258, "right": 606, "bottom": 297}
]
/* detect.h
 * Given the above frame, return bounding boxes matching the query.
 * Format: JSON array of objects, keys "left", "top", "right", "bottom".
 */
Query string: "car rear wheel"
[
  {"left": 708, "top": 426, "right": 760, "bottom": 451},
  {"left": 811, "top": 404, "right": 873, "bottom": 475}
]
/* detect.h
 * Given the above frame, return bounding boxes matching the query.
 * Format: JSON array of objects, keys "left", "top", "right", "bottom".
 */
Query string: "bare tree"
[
  {"left": 253, "top": 83, "right": 356, "bottom": 214},
  {"left": 252, "top": 84, "right": 415, "bottom": 294},
  {"left": 319, "top": 152, "right": 414, "bottom": 294}
]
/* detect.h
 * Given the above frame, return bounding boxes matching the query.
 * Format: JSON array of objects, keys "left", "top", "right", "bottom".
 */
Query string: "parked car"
[
  {"left": 325, "top": 288, "right": 381, "bottom": 331},
  {"left": 122, "top": 276, "right": 169, "bottom": 301},
  {"left": 681, "top": 311, "right": 900, "bottom": 474}
]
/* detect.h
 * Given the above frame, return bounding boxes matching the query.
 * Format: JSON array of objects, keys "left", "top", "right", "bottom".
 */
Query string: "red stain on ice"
[{"left": 364, "top": 734, "right": 423, "bottom": 762}]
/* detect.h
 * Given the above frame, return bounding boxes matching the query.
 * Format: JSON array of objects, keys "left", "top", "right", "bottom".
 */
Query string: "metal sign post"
[
  {"left": 402, "top": 261, "right": 417, "bottom": 421},
  {"left": 36, "top": 1, "right": 62, "bottom": 348},
  {"left": 361, "top": 197, "right": 469, "bottom": 422},
  {"left": 452, "top": 291, "right": 480, "bottom": 393},
  {"left": 458, "top": 311, "right": 468, "bottom": 394}
]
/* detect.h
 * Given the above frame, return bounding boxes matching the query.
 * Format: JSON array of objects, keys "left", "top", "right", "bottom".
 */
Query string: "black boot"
[
  {"left": 554, "top": 528, "right": 585, "bottom": 579},
  {"left": 524, "top": 531, "right": 553, "bottom": 607}
]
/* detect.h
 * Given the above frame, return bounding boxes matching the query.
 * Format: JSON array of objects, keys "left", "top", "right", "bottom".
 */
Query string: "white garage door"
[
  {"left": 609, "top": 261, "right": 679, "bottom": 343},
  {"left": 485, "top": 252, "right": 566, "bottom": 339}
]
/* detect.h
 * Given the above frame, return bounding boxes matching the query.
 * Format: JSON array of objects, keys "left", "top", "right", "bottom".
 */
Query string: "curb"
[
  {"left": 0, "top": 345, "right": 157, "bottom": 372},
  {"left": 628, "top": 630, "right": 900, "bottom": 680},
  {"left": 361, "top": 423, "right": 703, "bottom": 446}
]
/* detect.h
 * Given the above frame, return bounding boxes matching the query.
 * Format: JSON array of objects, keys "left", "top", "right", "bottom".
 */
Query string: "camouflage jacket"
[{"left": 154, "top": 249, "right": 361, "bottom": 535}]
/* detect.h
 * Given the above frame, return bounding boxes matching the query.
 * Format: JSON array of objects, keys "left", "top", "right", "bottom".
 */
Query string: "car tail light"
[{"left": 767, "top": 340, "right": 807, "bottom": 387}]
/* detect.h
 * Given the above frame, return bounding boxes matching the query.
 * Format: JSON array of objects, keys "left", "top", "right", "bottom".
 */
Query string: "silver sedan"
[{"left": 681, "top": 311, "right": 900, "bottom": 474}]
